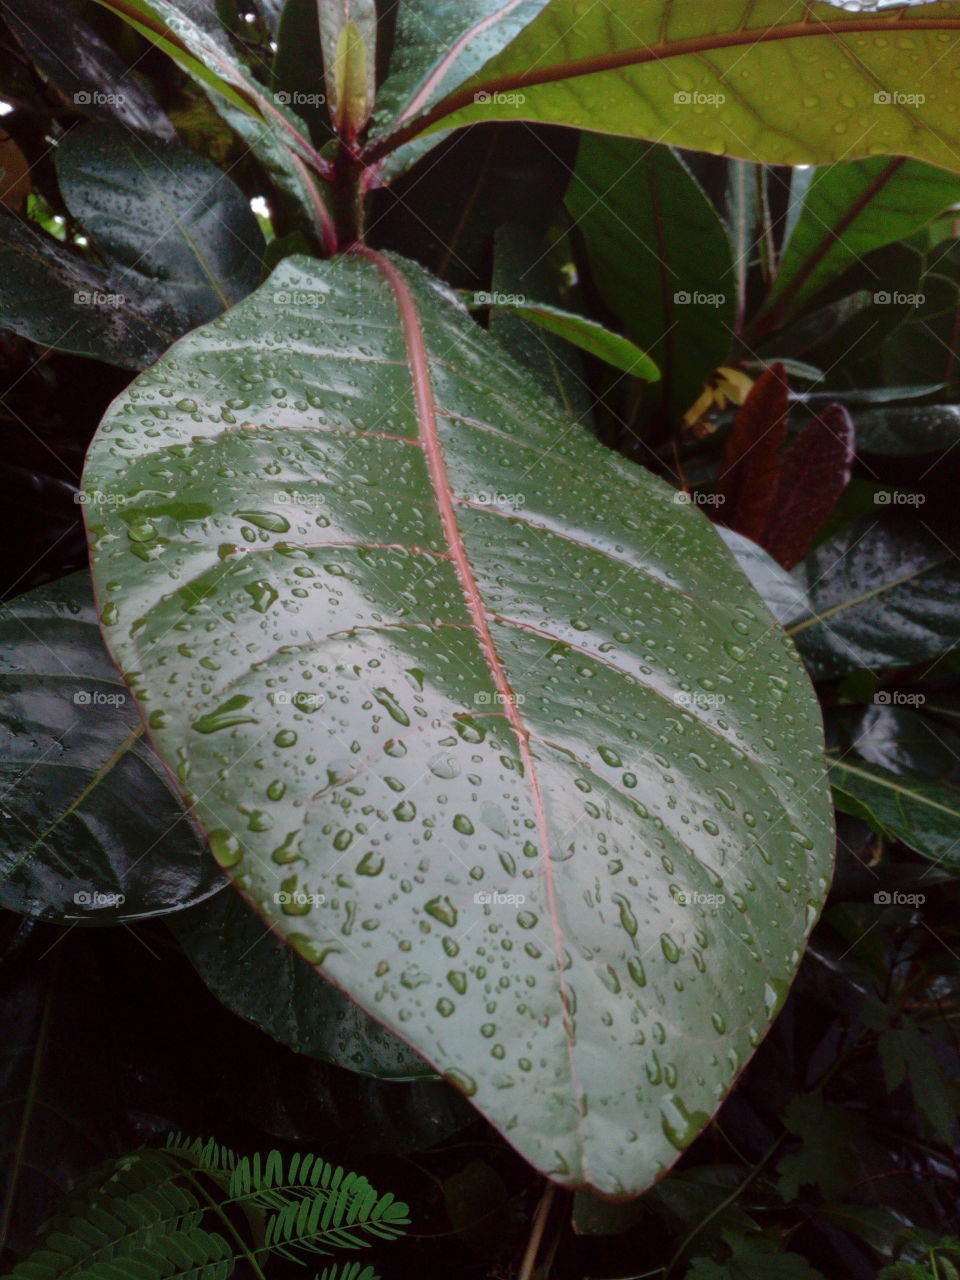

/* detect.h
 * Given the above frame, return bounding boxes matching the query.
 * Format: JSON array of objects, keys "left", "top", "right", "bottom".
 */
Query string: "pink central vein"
[{"left": 354, "top": 245, "right": 588, "bottom": 1146}]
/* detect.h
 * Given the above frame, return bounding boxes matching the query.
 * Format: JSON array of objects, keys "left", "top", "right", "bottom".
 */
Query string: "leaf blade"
[{"left": 84, "top": 253, "right": 834, "bottom": 1195}]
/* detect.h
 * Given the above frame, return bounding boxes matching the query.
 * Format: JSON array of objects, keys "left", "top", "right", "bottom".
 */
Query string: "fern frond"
[
  {"left": 9, "top": 1138, "right": 408, "bottom": 1280},
  {"left": 317, "top": 1264, "right": 380, "bottom": 1280}
]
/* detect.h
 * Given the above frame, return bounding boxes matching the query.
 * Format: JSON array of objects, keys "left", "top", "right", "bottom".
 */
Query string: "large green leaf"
[
  {"left": 566, "top": 137, "right": 736, "bottom": 425},
  {"left": 789, "top": 521, "right": 960, "bottom": 680},
  {"left": 56, "top": 124, "right": 265, "bottom": 331},
  {"left": 0, "top": 574, "right": 224, "bottom": 923},
  {"left": 170, "top": 888, "right": 436, "bottom": 1078},
  {"left": 757, "top": 158, "right": 960, "bottom": 333},
  {"left": 84, "top": 252, "right": 834, "bottom": 1196},
  {"left": 368, "top": 0, "right": 960, "bottom": 174}
]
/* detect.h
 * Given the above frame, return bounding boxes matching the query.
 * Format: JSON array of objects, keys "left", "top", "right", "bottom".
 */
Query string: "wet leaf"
[
  {"left": 789, "top": 521, "right": 960, "bottom": 680},
  {"left": 56, "top": 124, "right": 265, "bottom": 331},
  {"left": 84, "top": 252, "right": 834, "bottom": 1196},
  {"left": 170, "top": 887, "right": 436, "bottom": 1078},
  {"left": 0, "top": 574, "right": 224, "bottom": 923}
]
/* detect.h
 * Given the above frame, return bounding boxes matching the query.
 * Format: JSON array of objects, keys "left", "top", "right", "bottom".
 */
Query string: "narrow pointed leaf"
[
  {"left": 758, "top": 158, "right": 960, "bottom": 333},
  {"left": 467, "top": 297, "right": 659, "bottom": 380},
  {"left": 370, "top": 0, "right": 960, "bottom": 174},
  {"left": 84, "top": 253, "right": 834, "bottom": 1196},
  {"left": 0, "top": 574, "right": 224, "bottom": 923},
  {"left": 789, "top": 521, "right": 960, "bottom": 680},
  {"left": 566, "top": 137, "right": 735, "bottom": 424}
]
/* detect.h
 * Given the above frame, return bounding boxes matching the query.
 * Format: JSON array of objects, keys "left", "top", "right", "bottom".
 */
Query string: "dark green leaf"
[
  {"left": 4, "top": 0, "right": 175, "bottom": 139},
  {"left": 759, "top": 158, "right": 960, "bottom": 332},
  {"left": 789, "top": 521, "right": 960, "bottom": 680},
  {"left": 169, "top": 888, "right": 436, "bottom": 1078},
  {"left": 567, "top": 137, "right": 735, "bottom": 424},
  {"left": 56, "top": 124, "right": 265, "bottom": 330},
  {"left": 0, "top": 573, "right": 224, "bottom": 923},
  {"left": 717, "top": 530, "right": 811, "bottom": 628},
  {"left": 0, "top": 209, "right": 179, "bottom": 368},
  {"left": 84, "top": 251, "right": 833, "bottom": 1195},
  {"left": 855, "top": 404, "right": 960, "bottom": 456},
  {"left": 829, "top": 756, "right": 960, "bottom": 867},
  {"left": 488, "top": 224, "right": 590, "bottom": 420}
]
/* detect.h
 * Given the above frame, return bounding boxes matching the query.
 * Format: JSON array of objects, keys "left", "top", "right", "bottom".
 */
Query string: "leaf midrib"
[
  {"left": 352, "top": 244, "right": 589, "bottom": 1170},
  {"left": 369, "top": 13, "right": 960, "bottom": 159}
]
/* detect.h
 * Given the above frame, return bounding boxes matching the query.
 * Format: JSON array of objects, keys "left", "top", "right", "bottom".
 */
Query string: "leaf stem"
[{"left": 517, "top": 1181, "right": 556, "bottom": 1280}]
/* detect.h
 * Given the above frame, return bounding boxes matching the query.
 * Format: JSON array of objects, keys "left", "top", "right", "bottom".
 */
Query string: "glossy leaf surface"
[
  {"left": 789, "top": 522, "right": 960, "bottom": 680},
  {"left": 170, "top": 888, "right": 436, "bottom": 1078},
  {"left": 84, "top": 252, "right": 833, "bottom": 1195},
  {"left": 0, "top": 574, "right": 223, "bottom": 923},
  {"left": 56, "top": 124, "right": 265, "bottom": 331}
]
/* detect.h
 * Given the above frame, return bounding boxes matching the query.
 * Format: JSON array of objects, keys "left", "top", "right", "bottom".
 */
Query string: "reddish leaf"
[
  {"left": 763, "top": 404, "right": 855, "bottom": 570},
  {"left": 716, "top": 362, "right": 789, "bottom": 541}
]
